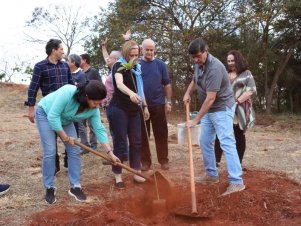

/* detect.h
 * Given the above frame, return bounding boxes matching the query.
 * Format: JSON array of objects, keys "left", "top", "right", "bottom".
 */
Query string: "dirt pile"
[{"left": 28, "top": 170, "right": 301, "bottom": 226}]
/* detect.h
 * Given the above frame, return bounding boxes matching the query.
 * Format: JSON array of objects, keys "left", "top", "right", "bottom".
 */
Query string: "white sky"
[{"left": 0, "top": 0, "right": 110, "bottom": 83}]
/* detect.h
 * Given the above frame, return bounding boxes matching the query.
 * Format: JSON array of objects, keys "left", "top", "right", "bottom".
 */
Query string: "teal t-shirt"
[{"left": 38, "top": 84, "right": 108, "bottom": 143}]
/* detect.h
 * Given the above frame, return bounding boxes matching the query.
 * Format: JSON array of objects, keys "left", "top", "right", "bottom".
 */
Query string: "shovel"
[
  {"left": 185, "top": 102, "right": 198, "bottom": 214},
  {"left": 74, "top": 140, "right": 154, "bottom": 182},
  {"left": 173, "top": 103, "right": 213, "bottom": 219}
]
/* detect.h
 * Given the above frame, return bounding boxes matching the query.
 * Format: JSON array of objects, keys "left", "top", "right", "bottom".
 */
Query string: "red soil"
[{"left": 28, "top": 170, "right": 301, "bottom": 226}]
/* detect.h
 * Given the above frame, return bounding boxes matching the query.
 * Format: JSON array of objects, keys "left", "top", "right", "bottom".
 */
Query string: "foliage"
[
  {"left": 117, "top": 59, "right": 136, "bottom": 71},
  {"left": 84, "top": 0, "right": 301, "bottom": 114}
]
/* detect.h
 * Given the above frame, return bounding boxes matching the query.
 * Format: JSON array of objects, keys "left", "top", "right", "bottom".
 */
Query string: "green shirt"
[{"left": 38, "top": 84, "right": 108, "bottom": 143}]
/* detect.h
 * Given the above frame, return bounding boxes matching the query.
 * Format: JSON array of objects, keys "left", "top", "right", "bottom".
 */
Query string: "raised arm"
[{"left": 101, "top": 38, "right": 110, "bottom": 66}]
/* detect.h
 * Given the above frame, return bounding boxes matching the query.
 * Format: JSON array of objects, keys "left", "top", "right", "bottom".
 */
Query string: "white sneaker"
[
  {"left": 195, "top": 175, "right": 219, "bottom": 184},
  {"left": 221, "top": 184, "right": 245, "bottom": 196},
  {"left": 133, "top": 174, "right": 146, "bottom": 183}
]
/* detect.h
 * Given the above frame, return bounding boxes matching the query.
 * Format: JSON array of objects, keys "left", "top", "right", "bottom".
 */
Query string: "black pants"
[
  {"left": 140, "top": 105, "right": 169, "bottom": 166},
  {"left": 215, "top": 124, "right": 246, "bottom": 164}
]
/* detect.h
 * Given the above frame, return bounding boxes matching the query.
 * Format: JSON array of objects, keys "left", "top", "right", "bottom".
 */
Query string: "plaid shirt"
[{"left": 25, "top": 58, "right": 74, "bottom": 106}]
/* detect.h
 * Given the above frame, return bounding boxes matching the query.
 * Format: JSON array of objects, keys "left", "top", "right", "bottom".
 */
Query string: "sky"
[{"left": 0, "top": 0, "right": 110, "bottom": 83}]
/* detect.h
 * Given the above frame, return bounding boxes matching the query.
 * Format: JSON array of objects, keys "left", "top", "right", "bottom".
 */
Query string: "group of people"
[
  {"left": 21, "top": 32, "right": 173, "bottom": 204},
  {"left": 0, "top": 33, "right": 256, "bottom": 204}
]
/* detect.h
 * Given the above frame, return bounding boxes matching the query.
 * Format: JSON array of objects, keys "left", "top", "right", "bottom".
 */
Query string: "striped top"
[{"left": 232, "top": 70, "right": 257, "bottom": 131}]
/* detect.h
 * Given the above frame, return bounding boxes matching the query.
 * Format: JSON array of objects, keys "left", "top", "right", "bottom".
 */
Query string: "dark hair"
[
  {"left": 74, "top": 80, "right": 107, "bottom": 108},
  {"left": 227, "top": 50, "right": 249, "bottom": 74},
  {"left": 80, "top": 53, "right": 90, "bottom": 64},
  {"left": 69, "top": 54, "right": 81, "bottom": 68},
  {"left": 45, "top": 39, "right": 62, "bottom": 56},
  {"left": 188, "top": 38, "right": 208, "bottom": 55}
]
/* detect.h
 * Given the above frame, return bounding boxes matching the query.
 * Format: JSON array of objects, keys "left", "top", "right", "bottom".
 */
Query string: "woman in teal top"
[{"left": 35, "top": 80, "right": 119, "bottom": 204}]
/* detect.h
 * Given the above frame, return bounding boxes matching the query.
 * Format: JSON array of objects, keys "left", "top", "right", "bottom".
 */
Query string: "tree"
[
  {"left": 243, "top": 0, "right": 301, "bottom": 114},
  {"left": 0, "top": 57, "right": 33, "bottom": 83},
  {"left": 87, "top": 0, "right": 238, "bottom": 110},
  {"left": 25, "top": 4, "right": 92, "bottom": 56},
  {"left": 85, "top": 0, "right": 301, "bottom": 113}
]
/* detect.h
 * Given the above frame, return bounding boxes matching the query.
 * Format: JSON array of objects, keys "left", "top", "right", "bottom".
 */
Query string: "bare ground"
[{"left": 0, "top": 83, "right": 300, "bottom": 225}]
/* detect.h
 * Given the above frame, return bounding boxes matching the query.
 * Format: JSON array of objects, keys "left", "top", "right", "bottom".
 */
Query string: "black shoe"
[
  {"left": 63, "top": 153, "right": 68, "bottom": 168},
  {"left": 0, "top": 184, "right": 10, "bottom": 196},
  {"left": 141, "top": 164, "right": 150, "bottom": 171},
  {"left": 45, "top": 187, "right": 56, "bottom": 204},
  {"left": 114, "top": 181, "right": 125, "bottom": 190},
  {"left": 68, "top": 187, "right": 87, "bottom": 202}
]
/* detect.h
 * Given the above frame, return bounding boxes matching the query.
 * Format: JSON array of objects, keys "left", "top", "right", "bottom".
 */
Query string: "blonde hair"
[{"left": 121, "top": 40, "right": 139, "bottom": 61}]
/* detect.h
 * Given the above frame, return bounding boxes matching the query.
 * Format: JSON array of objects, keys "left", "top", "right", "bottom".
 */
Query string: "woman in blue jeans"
[
  {"left": 108, "top": 40, "right": 149, "bottom": 189},
  {"left": 35, "top": 80, "right": 119, "bottom": 204}
]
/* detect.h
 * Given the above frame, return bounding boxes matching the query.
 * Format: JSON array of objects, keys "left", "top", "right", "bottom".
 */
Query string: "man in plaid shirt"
[{"left": 25, "top": 39, "right": 74, "bottom": 175}]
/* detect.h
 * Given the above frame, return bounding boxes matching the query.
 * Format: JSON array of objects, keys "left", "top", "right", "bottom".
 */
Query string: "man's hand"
[
  {"left": 143, "top": 107, "right": 150, "bottom": 120},
  {"left": 186, "top": 119, "right": 199, "bottom": 128},
  {"left": 165, "top": 102, "right": 172, "bottom": 113},
  {"left": 183, "top": 92, "right": 191, "bottom": 104},
  {"left": 28, "top": 106, "right": 35, "bottom": 123},
  {"left": 101, "top": 37, "right": 108, "bottom": 46},
  {"left": 122, "top": 29, "right": 131, "bottom": 41}
]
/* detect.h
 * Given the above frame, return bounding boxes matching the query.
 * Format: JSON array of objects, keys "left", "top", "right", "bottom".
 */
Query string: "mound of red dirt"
[{"left": 28, "top": 170, "right": 301, "bottom": 226}]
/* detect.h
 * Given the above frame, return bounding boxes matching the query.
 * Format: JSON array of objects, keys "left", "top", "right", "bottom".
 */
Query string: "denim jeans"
[
  {"left": 106, "top": 104, "right": 128, "bottom": 159},
  {"left": 78, "top": 119, "right": 97, "bottom": 149},
  {"left": 200, "top": 105, "right": 243, "bottom": 184},
  {"left": 107, "top": 104, "right": 141, "bottom": 174},
  {"left": 215, "top": 124, "right": 246, "bottom": 164},
  {"left": 35, "top": 106, "right": 81, "bottom": 189}
]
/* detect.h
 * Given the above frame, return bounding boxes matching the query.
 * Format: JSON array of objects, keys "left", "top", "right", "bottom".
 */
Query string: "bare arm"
[
  {"left": 237, "top": 91, "right": 254, "bottom": 103},
  {"left": 28, "top": 106, "right": 35, "bottom": 123},
  {"left": 115, "top": 72, "right": 141, "bottom": 104},
  {"left": 101, "top": 38, "right": 109, "bottom": 65},
  {"left": 187, "top": 91, "right": 217, "bottom": 127},
  {"left": 183, "top": 80, "right": 197, "bottom": 103},
  {"left": 164, "top": 84, "right": 172, "bottom": 112}
]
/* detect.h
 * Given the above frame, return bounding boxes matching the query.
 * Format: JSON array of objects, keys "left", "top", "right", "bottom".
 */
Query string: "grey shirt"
[{"left": 193, "top": 54, "right": 234, "bottom": 112}]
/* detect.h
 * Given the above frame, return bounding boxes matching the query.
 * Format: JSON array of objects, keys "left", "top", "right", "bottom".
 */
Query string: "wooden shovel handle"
[
  {"left": 74, "top": 140, "right": 153, "bottom": 182},
  {"left": 185, "top": 102, "right": 198, "bottom": 214}
]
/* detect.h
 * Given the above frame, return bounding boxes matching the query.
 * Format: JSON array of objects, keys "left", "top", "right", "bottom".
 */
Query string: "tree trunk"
[{"left": 266, "top": 49, "right": 293, "bottom": 114}]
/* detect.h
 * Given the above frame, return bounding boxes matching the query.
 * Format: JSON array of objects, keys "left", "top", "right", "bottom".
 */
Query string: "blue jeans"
[
  {"left": 78, "top": 119, "right": 97, "bottom": 149},
  {"left": 35, "top": 106, "right": 81, "bottom": 189},
  {"left": 106, "top": 104, "right": 128, "bottom": 159},
  {"left": 107, "top": 104, "right": 141, "bottom": 174},
  {"left": 200, "top": 105, "right": 243, "bottom": 184}
]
